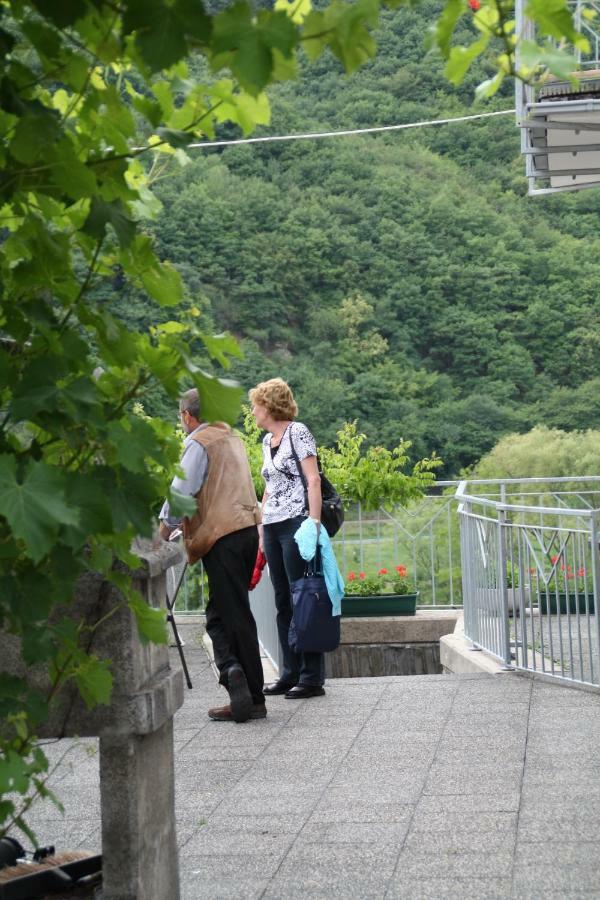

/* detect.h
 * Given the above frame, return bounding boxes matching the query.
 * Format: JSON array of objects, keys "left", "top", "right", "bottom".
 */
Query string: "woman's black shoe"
[
  {"left": 285, "top": 685, "right": 325, "bottom": 699},
  {"left": 263, "top": 680, "right": 296, "bottom": 695}
]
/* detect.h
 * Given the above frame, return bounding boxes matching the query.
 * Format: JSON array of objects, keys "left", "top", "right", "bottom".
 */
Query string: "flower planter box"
[
  {"left": 540, "top": 592, "right": 595, "bottom": 615},
  {"left": 342, "top": 592, "right": 418, "bottom": 617}
]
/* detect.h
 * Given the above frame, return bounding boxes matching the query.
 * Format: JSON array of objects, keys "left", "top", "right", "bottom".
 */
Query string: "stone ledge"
[
  {"left": 341, "top": 609, "right": 459, "bottom": 645},
  {"left": 440, "top": 614, "right": 511, "bottom": 675}
]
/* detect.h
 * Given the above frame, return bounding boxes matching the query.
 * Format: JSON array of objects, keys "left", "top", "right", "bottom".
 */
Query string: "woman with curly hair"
[{"left": 249, "top": 377, "right": 325, "bottom": 698}]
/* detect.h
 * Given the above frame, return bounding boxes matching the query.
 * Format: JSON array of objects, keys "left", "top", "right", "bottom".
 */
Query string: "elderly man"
[{"left": 160, "top": 389, "right": 265, "bottom": 723}]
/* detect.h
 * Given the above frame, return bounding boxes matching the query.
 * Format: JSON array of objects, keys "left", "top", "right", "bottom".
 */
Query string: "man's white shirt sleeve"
[{"left": 159, "top": 439, "right": 208, "bottom": 525}]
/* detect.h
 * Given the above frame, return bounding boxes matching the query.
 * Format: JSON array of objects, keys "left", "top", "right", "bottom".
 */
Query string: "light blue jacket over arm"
[{"left": 294, "top": 518, "right": 345, "bottom": 616}]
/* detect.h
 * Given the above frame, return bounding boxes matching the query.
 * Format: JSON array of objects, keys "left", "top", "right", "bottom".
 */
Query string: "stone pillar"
[
  {"left": 100, "top": 720, "right": 179, "bottom": 900},
  {"left": 1, "top": 539, "right": 184, "bottom": 900}
]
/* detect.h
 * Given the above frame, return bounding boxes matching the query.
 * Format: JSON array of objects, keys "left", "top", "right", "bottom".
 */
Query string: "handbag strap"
[
  {"left": 305, "top": 543, "right": 323, "bottom": 577},
  {"left": 288, "top": 425, "right": 310, "bottom": 512}
]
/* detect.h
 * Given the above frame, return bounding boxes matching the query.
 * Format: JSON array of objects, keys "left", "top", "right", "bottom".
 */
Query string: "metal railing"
[
  {"left": 330, "top": 488, "right": 461, "bottom": 606},
  {"left": 174, "top": 484, "right": 464, "bottom": 614},
  {"left": 457, "top": 477, "right": 600, "bottom": 687}
]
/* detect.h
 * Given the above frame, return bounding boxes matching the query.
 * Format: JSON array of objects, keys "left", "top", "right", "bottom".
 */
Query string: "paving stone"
[
  {"left": 205, "top": 813, "right": 306, "bottom": 834},
  {"left": 181, "top": 849, "right": 284, "bottom": 884},
  {"left": 532, "top": 683, "right": 600, "bottom": 707},
  {"left": 402, "top": 827, "right": 515, "bottom": 853},
  {"left": 297, "top": 820, "right": 410, "bottom": 845},
  {"left": 416, "top": 794, "right": 521, "bottom": 814},
  {"left": 385, "top": 876, "right": 513, "bottom": 899},
  {"left": 309, "top": 799, "right": 415, "bottom": 824},
  {"left": 517, "top": 802, "right": 600, "bottom": 843},
  {"left": 394, "top": 848, "right": 514, "bottom": 880},
  {"left": 262, "top": 875, "right": 388, "bottom": 899},
  {"left": 276, "top": 841, "right": 399, "bottom": 878},
  {"left": 181, "top": 876, "right": 268, "bottom": 900},
  {"left": 513, "top": 842, "right": 600, "bottom": 893},
  {"left": 409, "top": 809, "right": 518, "bottom": 836},
  {"left": 432, "top": 745, "right": 525, "bottom": 765},
  {"left": 423, "top": 772, "right": 522, "bottom": 797},
  {"left": 183, "top": 822, "right": 295, "bottom": 856}
]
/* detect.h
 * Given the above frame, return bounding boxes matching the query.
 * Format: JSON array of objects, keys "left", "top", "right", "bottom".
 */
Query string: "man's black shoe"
[
  {"left": 226, "top": 664, "right": 253, "bottom": 722},
  {"left": 285, "top": 685, "right": 325, "bottom": 699},
  {"left": 263, "top": 680, "right": 296, "bottom": 696}
]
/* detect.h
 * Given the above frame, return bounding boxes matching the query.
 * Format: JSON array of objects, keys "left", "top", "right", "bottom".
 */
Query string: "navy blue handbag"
[{"left": 289, "top": 548, "right": 341, "bottom": 654}]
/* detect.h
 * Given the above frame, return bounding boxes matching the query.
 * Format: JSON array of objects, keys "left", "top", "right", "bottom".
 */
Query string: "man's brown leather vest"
[{"left": 182, "top": 422, "right": 261, "bottom": 564}]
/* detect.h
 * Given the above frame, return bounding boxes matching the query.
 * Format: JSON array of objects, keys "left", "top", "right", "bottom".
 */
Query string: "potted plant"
[
  {"left": 539, "top": 557, "right": 595, "bottom": 615},
  {"left": 504, "top": 562, "right": 531, "bottom": 616},
  {"left": 342, "top": 565, "right": 418, "bottom": 617}
]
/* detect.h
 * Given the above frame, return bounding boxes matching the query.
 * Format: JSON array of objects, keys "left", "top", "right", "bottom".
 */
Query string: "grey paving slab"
[
  {"left": 15, "top": 622, "right": 600, "bottom": 899},
  {"left": 513, "top": 842, "right": 600, "bottom": 893},
  {"left": 423, "top": 772, "right": 523, "bottom": 798},
  {"left": 308, "top": 798, "right": 415, "bottom": 824},
  {"left": 517, "top": 801, "right": 600, "bottom": 843},
  {"left": 415, "top": 794, "right": 522, "bottom": 815},
  {"left": 394, "top": 848, "right": 514, "bottom": 880},
  {"left": 402, "top": 827, "right": 516, "bottom": 853},
  {"left": 297, "top": 820, "right": 411, "bottom": 845},
  {"left": 409, "top": 809, "right": 518, "bottom": 835},
  {"left": 267, "top": 842, "right": 399, "bottom": 897},
  {"left": 386, "top": 876, "right": 513, "bottom": 899},
  {"left": 183, "top": 822, "right": 296, "bottom": 856}
]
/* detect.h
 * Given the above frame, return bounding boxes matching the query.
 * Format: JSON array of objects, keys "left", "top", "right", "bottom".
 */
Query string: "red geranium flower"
[
  {"left": 468, "top": 0, "right": 481, "bottom": 10},
  {"left": 348, "top": 572, "right": 356, "bottom": 581},
  {"left": 359, "top": 572, "right": 366, "bottom": 579},
  {"left": 378, "top": 568, "right": 388, "bottom": 575},
  {"left": 396, "top": 565, "right": 407, "bottom": 577},
  {"left": 551, "top": 555, "right": 559, "bottom": 564}
]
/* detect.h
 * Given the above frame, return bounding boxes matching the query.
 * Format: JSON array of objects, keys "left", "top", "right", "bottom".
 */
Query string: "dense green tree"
[{"left": 474, "top": 427, "right": 600, "bottom": 479}]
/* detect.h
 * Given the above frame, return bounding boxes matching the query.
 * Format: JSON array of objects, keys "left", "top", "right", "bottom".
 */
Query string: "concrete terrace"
[{"left": 28, "top": 623, "right": 600, "bottom": 899}]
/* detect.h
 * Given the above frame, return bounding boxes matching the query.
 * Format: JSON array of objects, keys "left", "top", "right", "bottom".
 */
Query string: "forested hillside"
[{"left": 121, "top": 0, "right": 600, "bottom": 477}]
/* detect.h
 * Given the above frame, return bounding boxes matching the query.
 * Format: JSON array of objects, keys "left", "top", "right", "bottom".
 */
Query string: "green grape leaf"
[
  {"left": 198, "top": 331, "right": 243, "bottom": 369},
  {"left": 169, "top": 489, "right": 197, "bottom": 518},
  {"left": 519, "top": 40, "right": 578, "bottom": 79},
  {"left": 124, "top": 0, "right": 211, "bottom": 71},
  {"left": 433, "top": 0, "right": 467, "bottom": 58},
  {"left": 0, "top": 751, "right": 31, "bottom": 794},
  {"left": 128, "top": 593, "right": 168, "bottom": 645},
  {"left": 141, "top": 260, "right": 184, "bottom": 307},
  {"left": 445, "top": 34, "right": 490, "bottom": 84},
  {"left": 29, "top": 0, "right": 89, "bottom": 27},
  {"left": 74, "top": 656, "right": 113, "bottom": 709},
  {"left": 0, "top": 457, "right": 79, "bottom": 562},
  {"left": 83, "top": 198, "right": 137, "bottom": 249},
  {"left": 526, "top": 0, "right": 585, "bottom": 46},
  {"left": 192, "top": 371, "right": 244, "bottom": 425},
  {"left": 155, "top": 127, "right": 195, "bottom": 148}
]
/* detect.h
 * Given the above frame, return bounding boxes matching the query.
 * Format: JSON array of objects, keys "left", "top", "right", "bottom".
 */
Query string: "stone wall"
[{"left": 326, "top": 610, "right": 458, "bottom": 679}]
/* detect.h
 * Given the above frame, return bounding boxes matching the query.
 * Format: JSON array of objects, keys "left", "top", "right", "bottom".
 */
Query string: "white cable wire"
[{"left": 185, "top": 108, "right": 516, "bottom": 150}]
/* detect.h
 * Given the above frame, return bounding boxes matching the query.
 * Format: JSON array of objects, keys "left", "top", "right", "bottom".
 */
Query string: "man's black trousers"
[{"left": 202, "top": 525, "right": 264, "bottom": 704}]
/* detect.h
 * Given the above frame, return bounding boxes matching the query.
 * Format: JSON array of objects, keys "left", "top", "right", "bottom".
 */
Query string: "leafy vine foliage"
[
  {"left": 0, "top": 0, "right": 411, "bottom": 843},
  {"left": 0, "top": 0, "right": 586, "bottom": 842}
]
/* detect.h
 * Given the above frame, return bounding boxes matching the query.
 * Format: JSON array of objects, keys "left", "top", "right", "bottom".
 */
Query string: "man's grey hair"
[{"left": 179, "top": 388, "right": 200, "bottom": 419}]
